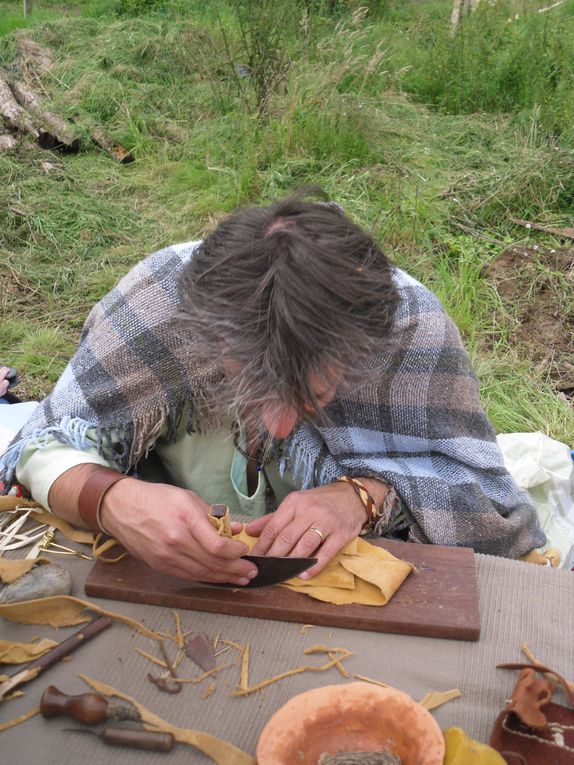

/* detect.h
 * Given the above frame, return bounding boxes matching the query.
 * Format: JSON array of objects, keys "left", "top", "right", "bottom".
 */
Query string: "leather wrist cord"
[
  {"left": 77, "top": 468, "right": 129, "bottom": 535},
  {"left": 335, "top": 476, "right": 387, "bottom": 534}
]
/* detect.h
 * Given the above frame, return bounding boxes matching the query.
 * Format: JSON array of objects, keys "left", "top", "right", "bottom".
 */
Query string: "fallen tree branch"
[
  {"left": 91, "top": 126, "right": 134, "bottom": 164},
  {"left": 0, "top": 77, "right": 39, "bottom": 137},
  {"left": 11, "top": 80, "right": 79, "bottom": 153},
  {"left": 511, "top": 218, "right": 574, "bottom": 241}
]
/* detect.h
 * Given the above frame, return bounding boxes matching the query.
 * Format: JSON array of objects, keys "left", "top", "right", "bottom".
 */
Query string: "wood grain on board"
[{"left": 85, "top": 539, "right": 480, "bottom": 641}]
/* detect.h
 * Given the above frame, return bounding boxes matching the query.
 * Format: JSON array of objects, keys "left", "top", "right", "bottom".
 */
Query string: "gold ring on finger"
[{"left": 309, "top": 527, "right": 324, "bottom": 543}]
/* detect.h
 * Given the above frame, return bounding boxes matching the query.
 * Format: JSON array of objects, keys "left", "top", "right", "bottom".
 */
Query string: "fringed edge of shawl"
[
  {"left": 0, "top": 409, "right": 182, "bottom": 494},
  {"left": 280, "top": 438, "right": 319, "bottom": 490},
  {"left": 0, "top": 417, "right": 129, "bottom": 493},
  {"left": 0, "top": 393, "right": 220, "bottom": 494}
]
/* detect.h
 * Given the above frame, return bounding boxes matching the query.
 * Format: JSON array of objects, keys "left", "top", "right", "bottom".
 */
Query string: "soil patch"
[{"left": 487, "top": 245, "right": 574, "bottom": 399}]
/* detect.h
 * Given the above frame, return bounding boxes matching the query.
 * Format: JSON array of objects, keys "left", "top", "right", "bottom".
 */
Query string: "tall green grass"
[
  {"left": 380, "top": 0, "right": 574, "bottom": 144},
  {"left": 0, "top": 1, "right": 572, "bottom": 439}
]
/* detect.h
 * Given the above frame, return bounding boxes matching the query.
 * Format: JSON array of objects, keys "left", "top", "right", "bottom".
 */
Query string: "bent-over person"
[{"left": 0, "top": 194, "right": 545, "bottom": 584}]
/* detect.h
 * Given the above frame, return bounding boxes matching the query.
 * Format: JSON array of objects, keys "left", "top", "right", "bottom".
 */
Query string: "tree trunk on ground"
[
  {"left": 1, "top": 69, "right": 133, "bottom": 162},
  {"left": 11, "top": 80, "right": 80, "bottom": 152},
  {"left": 90, "top": 127, "right": 134, "bottom": 164},
  {"left": 0, "top": 77, "right": 39, "bottom": 137}
]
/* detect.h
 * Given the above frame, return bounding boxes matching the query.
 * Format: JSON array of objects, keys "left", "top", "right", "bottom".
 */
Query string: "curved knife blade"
[{"left": 205, "top": 555, "right": 317, "bottom": 589}]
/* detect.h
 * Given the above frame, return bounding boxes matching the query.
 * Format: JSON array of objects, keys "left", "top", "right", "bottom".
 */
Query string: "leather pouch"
[{"left": 490, "top": 662, "right": 574, "bottom": 764}]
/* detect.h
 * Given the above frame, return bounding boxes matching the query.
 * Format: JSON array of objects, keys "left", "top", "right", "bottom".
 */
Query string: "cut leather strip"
[
  {"left": 352, "top": 674, "right": 391, "bottom": 688},
  {"left": 173, "top": 610, "right": 184, "bottom": 649},
  {"left": 30, "top": 510, "right": 94, "bottom": 545},
  {"left": 419, "top": 689, "right": 462, "bottom": 711},
  {"left": 92, "top": 533, "right": 128, "bottom": 563},
  {"left": 0, "top": 704, "right": 40, "bottom": 730},
  {"left": 0, "top": 503, "right": 94, "bottom": 545},
  {"left": 232, "top": 653, "right": 354, "bottom": 697},
  {"left": 0, "top": 637, "right": 58, "bottom": 664},
  {"left": 135, "top": 648, "right": 168, "bottom": 668},
  {"left": 0, "top": 595, "right": 162, "bottom": 639},
  {"left": 328, "top": 652, "right": 351, "bottom": 678},
  {"left": 174, "top": 664, "right": 233, "bottom": 684},
  {"left": 79, "top": 674, "right": 256, "bottom": 765}
]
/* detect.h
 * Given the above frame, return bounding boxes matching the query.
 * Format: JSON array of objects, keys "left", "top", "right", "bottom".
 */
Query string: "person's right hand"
[{"left": 99, "top": 478, "right": 258, "bottom": 585}]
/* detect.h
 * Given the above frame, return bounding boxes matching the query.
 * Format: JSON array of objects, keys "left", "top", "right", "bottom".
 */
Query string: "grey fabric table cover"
[{"left": 1, "top": 552, "right": 572, "bottom": 764}]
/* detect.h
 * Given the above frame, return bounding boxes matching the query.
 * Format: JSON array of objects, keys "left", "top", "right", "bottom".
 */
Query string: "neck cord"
[{"left": 231, "top": 421, "right": 271, "bottom": 472}]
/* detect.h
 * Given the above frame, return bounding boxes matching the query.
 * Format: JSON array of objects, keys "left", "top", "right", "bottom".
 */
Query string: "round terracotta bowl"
[{"left": 256, "top": 682, "right": 445, "bottom": 765}]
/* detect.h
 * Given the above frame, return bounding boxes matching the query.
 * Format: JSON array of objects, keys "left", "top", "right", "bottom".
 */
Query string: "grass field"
[{"left": 0, "top": 0, "right": 573, "bottom": 441}]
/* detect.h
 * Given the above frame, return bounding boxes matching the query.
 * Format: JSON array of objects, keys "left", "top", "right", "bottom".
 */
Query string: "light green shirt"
[{"left": 16, "top": 411, "right": 299, "bottom": 515}]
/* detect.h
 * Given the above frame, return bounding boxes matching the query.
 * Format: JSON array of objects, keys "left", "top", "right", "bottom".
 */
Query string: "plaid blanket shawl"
[{"left": 0, "top": 242, "right": 545, "bottom": 557}]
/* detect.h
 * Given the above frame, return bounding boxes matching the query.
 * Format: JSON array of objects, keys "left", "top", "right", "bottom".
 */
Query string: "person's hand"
[
  {"left": 100, "top": 478, "right": 258, "bottom": 585},
  {"left": 0, "top": 367, "right": 10, "bottom": 398},
  {"left": 244, "top": 483, "right": 369, "bottom": 579}
]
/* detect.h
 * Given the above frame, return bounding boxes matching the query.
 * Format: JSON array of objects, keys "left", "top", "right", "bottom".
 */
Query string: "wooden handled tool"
[
  {"left": 41, "top": 685, "right": 141, "bottom": 724},
  {"left": 65, "top": 725, "right": 175, "bottom": 752},
  {"left": 0, "top": 616, "right": 112, "bottom": 700}
]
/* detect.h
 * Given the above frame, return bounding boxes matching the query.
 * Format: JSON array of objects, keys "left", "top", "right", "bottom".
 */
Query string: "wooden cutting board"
[{"left": 85, "top": 539, "right": 480, "bottom": 641}]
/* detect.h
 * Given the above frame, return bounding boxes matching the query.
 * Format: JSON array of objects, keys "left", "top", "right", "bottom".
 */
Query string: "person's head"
[{"left": 177, "top": 189, "right": 398, "bottom": 441}]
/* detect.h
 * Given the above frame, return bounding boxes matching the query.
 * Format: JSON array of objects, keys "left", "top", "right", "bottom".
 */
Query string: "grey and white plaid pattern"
[{"left": 0, "top": 243, "right": 545, "bottom": 557}]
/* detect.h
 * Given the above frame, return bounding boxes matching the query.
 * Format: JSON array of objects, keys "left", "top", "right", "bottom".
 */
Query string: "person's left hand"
[{"left": 244, "top": 483, "right": 368, "bottom": 579}]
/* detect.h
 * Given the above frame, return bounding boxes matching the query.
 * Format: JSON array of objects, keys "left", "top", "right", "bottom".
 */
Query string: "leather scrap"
[
  {"left": 444, "top": 727, "right": 506, "bottom": 764},
  {"left": 234, "top": 529, "right": 414, "bottom": 606},
  {"left": 490, "top": 662, "right": 574, "bottom": 763},
  {"left": 0, "top": 500, "right": 94, "bottom": 544},
  {"left": 0, "top": 704, "right": 40, "bottom": 731},
  {"left": 419, "top": 689, "right": 461, "bottom": 711},
  {"left": 0, "top": 594, "right": 161, "bottom": 639},
  {"left": 0, "top": 637, "right": 58, "bottom": 664},
  {"left": 0, "top": 557, "right": 48, "bottom": 585}
]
